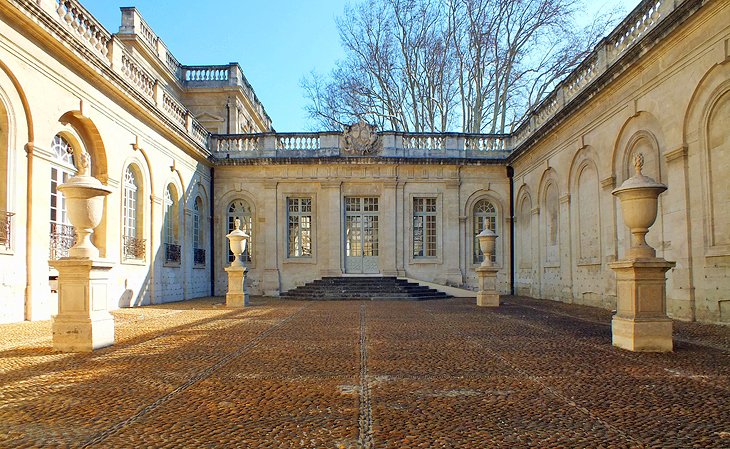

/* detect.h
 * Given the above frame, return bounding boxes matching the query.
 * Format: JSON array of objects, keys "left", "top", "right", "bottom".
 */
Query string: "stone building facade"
[{"left": 0, "top": 0, "right": 728, "bottom": 324}]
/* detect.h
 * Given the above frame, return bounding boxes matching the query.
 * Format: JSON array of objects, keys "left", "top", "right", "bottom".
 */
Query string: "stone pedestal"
[
  {"left": 225, "top": 265, "right": 249, "bottom": 307},
  {"left": 476, "top": 266, "right": 499, "bottom": 307},
  {"left": 50, "top": 259, "right": 114, "bottom": 352},
  {"left": 609, "top": 258, "right": 675, "bottom": 352}
]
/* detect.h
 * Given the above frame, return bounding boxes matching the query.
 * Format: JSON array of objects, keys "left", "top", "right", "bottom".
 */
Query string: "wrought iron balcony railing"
[
  {"left": 165, "top": 242, "right": 181, "bottom": 264},
  {"left": 123, "top": 235, "right": 146, "bottom": 260},
  {"left": 193, "top": 248, "right": 206, "bottom": 266},
  {"left": 50, "top": 222, "right": 76, "bottom": 260},
  {"left": 1, "top": 211, "right": 14, "bottom": 250}
]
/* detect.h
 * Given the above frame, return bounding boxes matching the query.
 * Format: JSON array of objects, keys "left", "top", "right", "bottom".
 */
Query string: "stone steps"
[{"left": 279, "top": 276, "right": 451, "bottom": 301}]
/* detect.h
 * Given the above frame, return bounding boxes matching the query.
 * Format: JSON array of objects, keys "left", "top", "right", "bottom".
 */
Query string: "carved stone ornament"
[{"left": 343, "top": 120, "right": 380, "bottom": 156}]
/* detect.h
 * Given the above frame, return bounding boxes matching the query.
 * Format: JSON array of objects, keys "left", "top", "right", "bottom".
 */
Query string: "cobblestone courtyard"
[{"left": 1, "top": 297, "right": 729, "bottom": 448}]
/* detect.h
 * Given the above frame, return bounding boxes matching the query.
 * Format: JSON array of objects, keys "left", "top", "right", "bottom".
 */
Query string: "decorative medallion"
[{"left": 343, "top": 120, "right": 380, "bottom": 156}]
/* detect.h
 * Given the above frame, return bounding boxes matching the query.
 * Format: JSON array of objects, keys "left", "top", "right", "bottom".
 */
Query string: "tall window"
[
  {"left": 287, "top": 197, "right": 311, "bottom": 257},
  {"left": 193, "top": 196, "right": 205, "bottom": 266},
  {"left": 164, "top": 184, "right": 180, "bottom": 264},
  {"left": 49, "top": 135, "right": 77, "bottom": 260},
  {"left": 413, "top": 197, "right": 437, "bottom": 258},
  {"left": 228, "top": 200, "right": 253, "bottom": 262},
  {"left": 122, "top": 166, "right": 145, "bottom": 260},
  {"left": 474, "top": 199, "right": 497, "bottom": 264}
]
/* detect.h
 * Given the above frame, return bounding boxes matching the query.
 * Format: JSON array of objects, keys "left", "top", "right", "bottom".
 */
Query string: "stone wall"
[
  {"left": 214, "top": 163, "right": 510, "bottom": 296},
  {"left": 509, "top": 0, "right": 730, "bottom": 322}
]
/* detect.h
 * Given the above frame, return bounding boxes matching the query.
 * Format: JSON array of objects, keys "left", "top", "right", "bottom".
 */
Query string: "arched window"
[
  {"left": 473, "top": 199, "right": 497, "bottom": 264},
  {"left": 49, "top": 135, "right": 79, "bottom": 260},
  {"left": 227, "top": 199, "right": 253, "bottom": 262},
  {"left": 122, "top": 166, "right": 145, "bottom": 260},
  {"left": 193, "top": 196, "right": 205, "bottom": 266},
  {"left": 164, "top": 184, "right": 180, "bottom": 264}
]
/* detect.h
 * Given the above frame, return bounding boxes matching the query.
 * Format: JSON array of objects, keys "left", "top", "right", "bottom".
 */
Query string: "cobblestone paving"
[{"left": 1, "top": 296, "right": 729, "bottom": 448}]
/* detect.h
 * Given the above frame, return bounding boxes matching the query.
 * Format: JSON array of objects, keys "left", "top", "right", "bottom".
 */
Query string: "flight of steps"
[{"left": 279, "top": 277, "right": 451, "bottom": 301}]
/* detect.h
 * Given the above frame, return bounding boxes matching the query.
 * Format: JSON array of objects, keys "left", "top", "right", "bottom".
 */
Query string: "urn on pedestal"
[
  {"left": 225, "top": 218, "right": 250, "bottom": 307},
  {"left": 50, "top": 151, "right": 115, "bottom": 352},
  {"left": 476, "top": 229, "right": 500, "bottom": 307},
  {"left": 610, "top": 153, "right": 675, "bottom": 352}
]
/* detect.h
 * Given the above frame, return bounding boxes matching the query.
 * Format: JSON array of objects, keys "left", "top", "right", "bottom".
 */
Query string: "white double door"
[{"left": 344, "top": 197, "right": 379, "bottom": 274}]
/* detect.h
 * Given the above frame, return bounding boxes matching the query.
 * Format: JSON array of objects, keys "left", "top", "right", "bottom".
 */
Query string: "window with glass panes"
[
  {"left": 164, "top": 185, "right": 177, "bottom": 245},
  {"left": 287, "top": 197, "right": 312, "bottom": 257},
  {"left": 49, "top": 135, "right": 77, "bottom": 260},
  {"left": 413, "top": 197, "right": 437, "bottom": 257},
  {"left": 122, "top": 167, "right": 138, "bottom": 241},
  {"left": 473, "top": 199, "right": 497, "bottom": 263},
  {"left": 227, "top": 200, "right": 252, "bottom": 262}
]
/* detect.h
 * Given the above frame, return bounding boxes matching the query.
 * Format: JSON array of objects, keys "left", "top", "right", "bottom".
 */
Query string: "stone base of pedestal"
[
  {"left": 52, "top": 312, "right": 115, "bottom": 352},
  {"left": 477, "top": 291, "right": 499, "bottom": 307},
  {"left": 49, "top": 258, "right": 115, "bottom": 352},
  {"left": 612, "top": 316, "right": 673, "bottom": 352},
  {"left": 476, "top": 266, "right": 499, "bottom": 307},
  {"left": 225, "top": 265, "right": 249, "bottom": 307}
]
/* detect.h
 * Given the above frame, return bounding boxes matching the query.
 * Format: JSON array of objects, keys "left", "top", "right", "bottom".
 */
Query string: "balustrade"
[
  {"left": 183, "top": 66, "right": 230, "bottom": 82},
  {"left": 611, "top": 1, "right": 663, "bottom": 57},
  {"left": 277, "top": 134, "right": 320, "bottom": 151},
  {"left": 0, "top": 211, "right": 13, "bottom": 250},
  {"left": 50, "top": 223, "right": 76, "bottom": 260},
  {"left": 464, "top": 136, "right": 506, "bottom": 152},
  {"left": 161, "top": 91, "right": 187, "bottom": 128},
  {"left": 55, "top": 0, "right": 111, "bottom": 61},
  {"left": 122, "top": 235, "right": 146, "bottom": 260},
  {"left": 120, "top": 52, "right": 155, "bottom": 99},
  {"left": 402, "top": 135, "right": 445, "bottom": 151}
]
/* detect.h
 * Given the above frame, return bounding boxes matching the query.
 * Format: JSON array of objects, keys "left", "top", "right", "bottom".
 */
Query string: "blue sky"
[{"left": 81, "top": 0, "right": 639, "bottom": 132}]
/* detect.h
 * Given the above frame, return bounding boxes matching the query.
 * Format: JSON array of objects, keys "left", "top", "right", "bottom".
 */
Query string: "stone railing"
[
  {"left": 161, "top": 91, "right": 187, "bottom": 128},
  {"left": 18, "top": 2, "right": 210, "bottom": 150},
  {"left": 211, "top": 132, "right": 511, "bottom": 160},
  {"left": 277, "top": 134, "right": 320, "bottom": 151},
  {"left": 1, "top": 211, "right": 13, "bottom": 250},
  {"left": 120, "top": 50, "right": 155, "bottom": 100},
  {"left": 181, "top": 64, "right": 270, "bottom": 128},
  {"left": 512, "top": 0, "right": 680, "bottom": 146},
  {"left": 183, "top": 66, "right": 229, "bottom": 82},
  {"left": 123, "top": 235, "right": 146, "bottom": 260},
  {"left": 50, "top": 223, "right": 75, "bottom": 260},
  {"left": 54, "top": 0, "right": 111, "bottom": 60}
]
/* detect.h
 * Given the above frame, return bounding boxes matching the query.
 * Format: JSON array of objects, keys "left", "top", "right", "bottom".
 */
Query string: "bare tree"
[{"left": 303, "top": 0, "right": 622, "bottom": 133}]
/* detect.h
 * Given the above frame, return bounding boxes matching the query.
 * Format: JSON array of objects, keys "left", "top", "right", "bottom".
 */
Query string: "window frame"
[{"left": 286, "top": 197, "right": 313, "bottom": 259}]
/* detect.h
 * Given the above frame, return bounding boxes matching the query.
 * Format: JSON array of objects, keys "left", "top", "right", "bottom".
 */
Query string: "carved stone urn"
[
  {"left": 477, "top": 228, "right": 497, "bottom": 267},
  {"left": 226, "top": 218, "right": 249, "bottom": 267},
  {"left": 612, "top": 153, "right": 666, "bottom": 259},
  {"left": 58, "top": 152, "right": 112, "bottom": 259}
]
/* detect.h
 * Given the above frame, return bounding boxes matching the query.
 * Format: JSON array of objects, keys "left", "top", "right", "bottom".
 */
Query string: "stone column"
[
  {"left": 610, "top": 153, "right": 674, "bottom": 352},
  {"left": 476, "top": 229, "right": 499, "bottom": 307},
  {"left": 50, "top": 151, "right": 115, "bottom": 352},
  {"left": 225, "top": 218, "right": 249, "bottom": 307}
]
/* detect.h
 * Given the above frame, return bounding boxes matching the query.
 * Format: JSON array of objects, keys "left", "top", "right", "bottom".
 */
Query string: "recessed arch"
[{"left": 58, "top": 111, "right": 108, "bottom": 184}]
